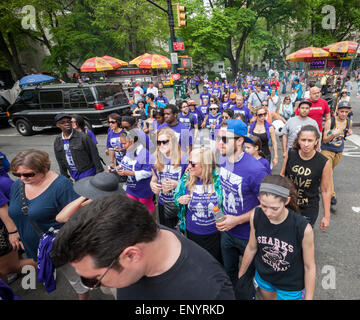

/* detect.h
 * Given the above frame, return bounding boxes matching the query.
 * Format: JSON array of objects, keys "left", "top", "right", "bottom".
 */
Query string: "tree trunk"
[{"left": 0, "top": 31, "right": 25, "bottom": 80}]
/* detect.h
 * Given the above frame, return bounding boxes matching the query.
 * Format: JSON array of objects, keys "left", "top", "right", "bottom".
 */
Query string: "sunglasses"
[
  {"left": 80, "top": 258, "right": 118, "bottom": 290},
  {"left": 219, "top": 136, "right": 237, "bottom": 144},
  {"left": 261, "top": 104, "right": 268, "bottom": 107},
  {"left": 189, "top": 161, "right": 198, "bottom": 168},
  {"left": 157, "top": 140, "right": 170, "bottom": 146},
  {"left": 223, "top": 116, "right": 230, "bottom": 120},
  {"left": 210, "top": 108, "right": 218, "bottom": 110},
  {"left": 12, "top": 172, "right": 37, "bottom": 178},
  {"left": 257, "top": 112, "right": 267, "bottom": 117},
  {"left": 108, "top": 120, "right": 117, "bottom": 124}
]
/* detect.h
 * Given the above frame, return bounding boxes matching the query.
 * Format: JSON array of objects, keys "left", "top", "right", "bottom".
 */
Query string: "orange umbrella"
[
  {"left": 101, "top": 56, "right": 128, "bottom": 68},
  {"left": 323, "top": 41, "right": 360, "bottom": 54},
  {"left": 130, "top": 53, "right": 171, "bottom": 69},
  {"left": 80, "top": 57, "right": 114, "bottom": 72},
  {"left": 286, "top": 47, "right": 331, "bottom": 62},
  {"left": 129, "top": 53, "right": 151, "bottom": 66}
]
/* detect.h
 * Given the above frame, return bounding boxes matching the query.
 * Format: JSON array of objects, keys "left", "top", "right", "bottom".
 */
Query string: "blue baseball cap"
[{"left": 226, "top": 119, "right": 254, "bottom": 144}]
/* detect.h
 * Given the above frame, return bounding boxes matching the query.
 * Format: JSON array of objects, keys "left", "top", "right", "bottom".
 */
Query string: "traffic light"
[{"left": 176, "top": 4, "right": 186, "bottom": 28}]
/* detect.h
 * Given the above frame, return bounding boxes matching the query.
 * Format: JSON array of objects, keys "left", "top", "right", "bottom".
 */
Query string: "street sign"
[
  {"left": 171, "top": 52, "right": 179, "bottom": 64},
  {"left": 173, "top": 42, "right": 185, "bottom": 51}
]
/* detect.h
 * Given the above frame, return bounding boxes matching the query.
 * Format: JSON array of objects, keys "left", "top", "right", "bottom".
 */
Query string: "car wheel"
[{"left": 15, "top": 119, "right": 34, "bottom": 136}]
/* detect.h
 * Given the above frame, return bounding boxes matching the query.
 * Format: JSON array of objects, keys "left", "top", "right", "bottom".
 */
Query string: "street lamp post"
[{"left": 146, "top": 0, "right": 178, "bottom": 98}]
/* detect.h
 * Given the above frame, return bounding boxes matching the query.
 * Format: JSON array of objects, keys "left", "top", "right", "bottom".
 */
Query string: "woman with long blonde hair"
[
  {"left": 174, "top": 147, "right": 223, "bottom": 263},
  {"left": 150, "top": 127, "right": 188, "bottom": 229}
]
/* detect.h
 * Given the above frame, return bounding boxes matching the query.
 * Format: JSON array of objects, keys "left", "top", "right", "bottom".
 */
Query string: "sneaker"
[{"left": 331, "top": 197, "right": 337, "bottom": 213}]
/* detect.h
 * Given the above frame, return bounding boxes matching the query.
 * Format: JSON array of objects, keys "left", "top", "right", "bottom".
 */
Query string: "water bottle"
[{"left": 212, "top": 205, "right": 225, "bottom": 223}]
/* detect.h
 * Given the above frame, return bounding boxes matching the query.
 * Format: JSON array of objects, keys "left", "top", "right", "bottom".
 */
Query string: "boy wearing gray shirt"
[{"left": 282, "top": 100, "right": 319, "bottom": 156}]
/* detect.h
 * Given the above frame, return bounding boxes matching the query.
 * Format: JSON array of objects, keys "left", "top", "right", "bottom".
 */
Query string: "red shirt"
[
  {"left": 270, "top": 80, "right": 280, "bottom": 90},
  {"left": 295, "top": 98, "right": 330, "bottom": 132}
]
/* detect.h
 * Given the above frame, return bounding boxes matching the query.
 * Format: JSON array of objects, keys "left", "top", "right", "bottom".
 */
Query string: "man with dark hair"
[
  {"left": 53, "top": 113, "right": 103, "bottom": 181},
  {"left": 217, "top": 120, "right": 268, "bottom": 287},
  {"left": 52, "top": 194, "right": 235, "bottom": 300},
  {"left": 158, "top": 104, "right": 193, "bottom": 153}
]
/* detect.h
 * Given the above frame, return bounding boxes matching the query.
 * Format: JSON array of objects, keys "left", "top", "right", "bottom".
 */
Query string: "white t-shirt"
[
  {"left": 146, "top": 86, "right": 158, "bottom": 97},
  {"left": 133, "top": 86, "right": 144, "bottom": 103}
]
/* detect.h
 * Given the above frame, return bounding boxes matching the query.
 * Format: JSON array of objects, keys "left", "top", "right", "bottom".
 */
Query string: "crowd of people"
[{"left": 0, "top": 69, "right": 355, "bottom": 301}]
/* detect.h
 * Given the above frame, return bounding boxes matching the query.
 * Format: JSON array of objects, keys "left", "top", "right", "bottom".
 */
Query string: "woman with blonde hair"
[
  {"left": 150, "top": 127, "right": 188, "bottom": 228},
  {"left": 174, "top": 147, "right": 223, "bottom": 263}
]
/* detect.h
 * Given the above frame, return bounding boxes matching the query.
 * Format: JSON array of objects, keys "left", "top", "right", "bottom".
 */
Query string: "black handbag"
[
  {"left": 163, "top": 200, "right": 179, "bottom": 219},
  {"left": 0, "top": 224, "right": 13, "bottom": 257}
]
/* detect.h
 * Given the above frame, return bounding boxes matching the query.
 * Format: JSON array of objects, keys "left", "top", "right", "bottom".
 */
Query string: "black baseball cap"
[
  {"left": 54, "top": 113, "right": 71, "bottom": 124},
  {"left": 298, "top": 100, "right": 312, "bottom": 108}
]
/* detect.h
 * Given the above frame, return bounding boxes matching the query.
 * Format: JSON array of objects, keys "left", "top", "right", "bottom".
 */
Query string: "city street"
[{"left": 1, "top": 84, "right": 360, "bottom": 300}]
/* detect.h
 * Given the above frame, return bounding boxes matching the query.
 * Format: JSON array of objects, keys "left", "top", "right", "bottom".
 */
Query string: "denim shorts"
[{"left": 255, "top": 270, "right": 305, "bottom": 300}]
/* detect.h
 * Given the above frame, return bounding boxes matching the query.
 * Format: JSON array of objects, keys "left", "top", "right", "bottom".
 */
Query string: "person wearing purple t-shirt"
[
  {"left": 211, "top": 83, "right": 222, "bottom": 100},
  {"left": 200, "top": 87, "right": 211, "bottom": 103},
  {"left": 54, "top": 114, "right": 103, "bottom": 182},
  {"left": 230, "top": 95, "right": 253, "bottom": 125},
  {"left": 206, "top": 104, "right": 222, "bottom": 141},
  {"left": 217, "top": 120, "right": 268, "bottom": 286},
  {"left": 158, "top": 104, "right": 193, "bottom": 154},
  {"left": 154, "top": 90, "right": 169, "bottom": 104},
  {"left": 178, "top": 100, "right": 199, "bottom": 130},
  {"left": 244, "top": 135, "right": 272, "bottom": 175},
  {"left": 118, "top": 130, "right": 155, "bottom": 218},
  {"left": 175, "top": 147, "right": 223, "bottom": 263},
  {"left": 150, "top": 127, "right": 188, "bottom": 229},
  {"left": 106, "top": 113, "right": 125, "bottom": 170}
]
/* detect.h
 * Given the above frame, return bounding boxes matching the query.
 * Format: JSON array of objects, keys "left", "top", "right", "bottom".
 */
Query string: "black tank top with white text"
[
  {"left": 254, "top": 207, "right": 308, "bottom": 291},
  {"left": 285, "top": 148, "right": 328, "bottom": 212}
]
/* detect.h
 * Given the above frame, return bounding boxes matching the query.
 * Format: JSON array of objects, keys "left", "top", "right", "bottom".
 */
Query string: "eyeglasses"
[
  {"left": 12, "top": 172, "right": 37, "bottom": 178},
  {"left": 157, "top": 140, "right": 170, "bottom": 146},
  {"left": 80, "top": 258, "right": 118, "bottom": 290},
  {"left": 257, "top": 112, "right": 267, "bottom": 117},
  {"left": 261, "top": 104, "right": 268, "bottom": 107},
  {"left": 108, "top": 120, "right": 117, "bottom": 124}
]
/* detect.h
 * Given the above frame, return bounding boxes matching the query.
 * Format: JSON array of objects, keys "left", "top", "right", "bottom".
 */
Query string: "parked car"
[
  {"left": 0, "top": 95, "right": 10, "bottom": 126},
  {"left": 6, "top": 82, "right": 131, "bottom": 136}
]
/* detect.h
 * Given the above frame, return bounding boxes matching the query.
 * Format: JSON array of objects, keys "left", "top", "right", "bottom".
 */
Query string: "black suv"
[{"left": 6, "top": 82, "right": 130, "bottom": 136}]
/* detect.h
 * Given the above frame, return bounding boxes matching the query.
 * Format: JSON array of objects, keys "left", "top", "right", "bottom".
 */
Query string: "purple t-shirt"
[
  {"left": 178, "top": 112, "right": 198, "bottom": 129},
  {"left": 198, "top": 104, "right": 209, "bottom": 120},
  {"left": 219, "top": 152, "right": 268, "bottom": 240},
  {"left": 154, "top": 156, "right": 188, "bottom": 205},
  {"left": 120, "top": 145, "right": 154, "bottom": 199},
  {"left": 211, "top": 87, "right": 222, "bottom": 99},
  {"left": 186, "top": 179, "right": 219, "bottom": 235},
  {"left": 200, "top": 92, "right": 211, "bottom": 103},
  {"left": 0, "top": 176, "right": 13, "bottom": 228},
  {"left": 258, "top": 157, "right": 271, "bottom": 175},
  {"left": 106, "top": 129, "right": 125, "bottom": 164},
  {"left": 62, "top": 139, "right": 96, "bottom": 181},
  {"left": 230, "top": 105, "right": 253, "bottom": 124},
  {"left": 85, "top": 129, "right": 98, "bottom": 145},
  {"left": 206, "top": 113, "right": 222, "bottom": 140}
]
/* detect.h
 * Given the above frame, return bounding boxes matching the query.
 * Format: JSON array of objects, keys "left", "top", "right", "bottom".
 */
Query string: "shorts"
[
  {"left": 126, "top": 193, "right": 155, "bottom": 212},
  {"left": 255, "top": 270, "right": 305, "bottom": 300}
]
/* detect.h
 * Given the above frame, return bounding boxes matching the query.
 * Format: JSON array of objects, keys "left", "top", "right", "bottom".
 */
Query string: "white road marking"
[
  {"left": 347, "top": 134, "right": 360, "bottom": 147},
  {"left": 352, "top": 207, "right": 360, "bottom": 213}
]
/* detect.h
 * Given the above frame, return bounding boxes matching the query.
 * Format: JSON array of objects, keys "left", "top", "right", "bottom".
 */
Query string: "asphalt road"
[{"left": 1, "top": 83, "right": 360, "bottom": 300}]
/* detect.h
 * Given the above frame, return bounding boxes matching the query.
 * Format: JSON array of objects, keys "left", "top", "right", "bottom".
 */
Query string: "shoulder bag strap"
[{"left": 19, "top": 181, "right": 44, "bottom": 238}]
